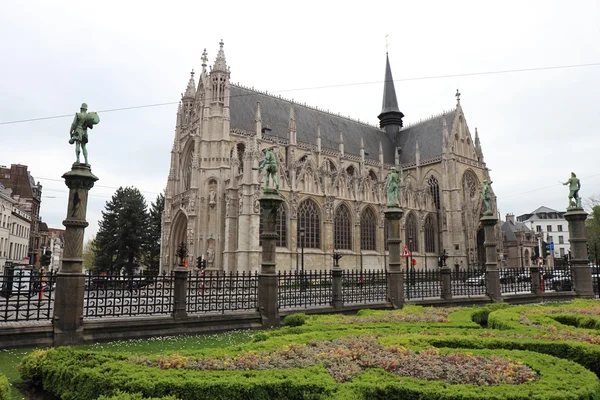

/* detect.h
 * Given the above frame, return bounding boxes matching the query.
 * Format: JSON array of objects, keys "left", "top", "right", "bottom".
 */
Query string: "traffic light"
[
  {"left": 533, "top": 245, "right": 540, "bottom": 261},
  {"left": 541, "top": 242, "right": 550, "bottom": 258},
  {"left": 41, "top": 250, "right": 52, "bottom": 267},
  {"left": 197, "top": 256, "right": 202, "bottom": 269}
]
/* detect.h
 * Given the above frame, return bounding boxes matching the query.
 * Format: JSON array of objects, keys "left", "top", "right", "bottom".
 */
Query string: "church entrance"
[{"left": 169, "top": 211, "right": 188, "bottom": 270}]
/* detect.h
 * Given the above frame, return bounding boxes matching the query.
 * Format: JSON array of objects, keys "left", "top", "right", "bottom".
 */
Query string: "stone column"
[
  {"left": 530, "top": 265, "right": 542, "bottom": 296},
  {"left": 53, "top": 164, "right": 98, "bottom": 346},
  {"left": 440, "top": 265, "right": 452, "bottom": 300},
  {"left": 481, "top": 215, "right": 502, "bottom": 302},
  {"left": 173, "top": 263, "right": 188, "bottom": 319},
  {"left": 565, "top": 208, "right": 594, "bottom": 298},
  {"left": 384, "top": 207, "right": 404, "bottom": 308},
  {"left": 331, "top": 252, "right": 343, "bottom": 309},
  {"left": 257, "top": 190, "right": 283, "bottom": 328}
]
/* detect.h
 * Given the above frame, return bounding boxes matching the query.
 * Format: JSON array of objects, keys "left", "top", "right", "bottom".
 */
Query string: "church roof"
[
  {"left": 396, "top": 110, "right": 456, "bottom": 166},
  {"left": 229, "top": 85, "right": 395, "bottom": 163},
  {"left": 501, "top": 219, "right": 530, "bottom": 241}
]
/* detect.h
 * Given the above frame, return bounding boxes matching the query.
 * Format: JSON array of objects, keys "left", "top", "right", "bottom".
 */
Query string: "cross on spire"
[
  {"left": 201, "top": 49, "right": 208, "bottom": 67},
  {"left": 455, "top": 89, "right": 461, "bottom": 105}
]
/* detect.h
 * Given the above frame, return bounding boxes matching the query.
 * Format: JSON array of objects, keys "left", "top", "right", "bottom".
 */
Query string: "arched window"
[
  {"left": 462, "top": 171, "right": 478, "bottom": 200},
  {"left": 428, "top": 175, "right": 440, "bottom": 209},
  {"left": 360, "top": 208, "right": 376, "bottom": 250},
  {"left": 424, "top": 214, "right": 436, "bottom": 253},
  {"left": 334, "top": 204, "right": 352, "bottom": 250},
  {"left": 259, "top": 203, "right": 287, "bottom": 247},
  {"left": 298, "top": 199, "right": 320, "bottom": 249},
  {"left": 405, "top": 213, "right": 419, "bottom": 253}
]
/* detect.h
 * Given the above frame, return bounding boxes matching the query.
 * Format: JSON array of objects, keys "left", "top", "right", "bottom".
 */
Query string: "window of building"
[
  {"left": 547, "top": 225, "right": 552, "bottom": 232},
  {"left": 427, "top": 176, "right": 440, "bottom": 209},
  {"left": 405, "top": 213, "right": 419, "bottom": 253},
  {"left": 536, "top": 225, "right": 542, "bottom": 232},
  {"left": 334, "top": 204, "right": 352, "bottom": 250},
  {"left": 557, "top": 225, "right": 563, "bottom": 232},
  {"left": 424, "top": 214, "right": 436, "bottom": 253},
  {"left": 297, "top": 199, "right": 320, "bottom": 249},
  {"left": 259, "top": 203, "right": 287, "bottom": 247},
  {"left": 560, "top": 247, "right": 565, "bottom": 257},
  {"left": 558, "top": 236, "right": 564, "bottom": 244},
  {"left": 360, "top": 208, "right": 376, "bottom": 251},
  {"left": 548, "top": 235, "right": 553, "bottom": 242},
  {"left": 462, "top": 172, "right": 478, "bottom": 200}
]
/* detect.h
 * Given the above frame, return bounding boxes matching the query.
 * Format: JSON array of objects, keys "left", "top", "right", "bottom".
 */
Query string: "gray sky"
[{"left": 1, "top": 0, "right": 599, "bottom": 241}]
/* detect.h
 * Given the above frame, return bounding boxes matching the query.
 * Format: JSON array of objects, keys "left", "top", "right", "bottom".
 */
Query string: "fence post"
[
  {"left": 384, "top": 206, "right": 404, "bottom": 308},
  {"left": 257, "top": 190, "right": 283, "bottom": 328},
  {"left": 440, "top": 266, "right": 452, "bottom": 300},
  {"left": 53, "top": 164, "right": 98, "bottom": 346},
  {"left": 530, "top": 265, "right": 542, "bottom": 296},
  {"left": 173, "top": 268, "right": 188, "bottom": 318},
  {"left": 565, "top": 207, "right": 594, "bottom": 298},
  {"left": 481, "top": 214, "right": 502, "bottom": 303},
  {"left": 331, "top": 252, "right": 343, "bottom": 309}
]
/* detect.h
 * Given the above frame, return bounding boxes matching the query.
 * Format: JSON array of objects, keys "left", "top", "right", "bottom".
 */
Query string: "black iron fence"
[
  {"left": 451, "top": 269, "right": 487, "bottom": 297},
  {"left": 84, "top": 272, "right": 174, "bottom": 319},
  {"left": 187, "top": 271, "right": 258, "bottom": 314},
  {"left": 0, "top": 270, "right": 56, "bottom": 322},
  {"left": 278, "top": 270, "right": 332, "bottom": 309},
  {"left": 593, "top": 265, "right": 599, "bottom": 298},
  {"left": 341, "top": 269, "right": 387, "bottom": 304},
  {"left": 405, "top": 269, "right": 441, "bottom": 300},
  {"left": 541, "top": 266, "right": 573, "bottom": 293},
  {"left": 499, "top": 268, "right": 532, "bottom": 295}
]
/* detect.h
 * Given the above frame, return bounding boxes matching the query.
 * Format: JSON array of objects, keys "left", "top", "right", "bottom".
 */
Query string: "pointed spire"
[
  {"left": 379, "top": 141, "right": 384, "bottom": 164},
  {"left": 231, "top": 142, "right": 239, "bottom": 165},
  {"left": 455, "top": 89, "right": 461, "bottom": 106},
  {"left": 316, "top": 124, "right": 322, "bottom": 152},
  {"left": 339, "top": 131, "right": 344, "bottom": 155},
  {"left": 255, "top": 102, "right": 262, "bottom": 122},
  {"left": 183, "top": 70, "right": 196, "bottom": 99},
  {"left": 378, "top": 53, "right": 404, "bottom": 133},
  {"left": 213, "top": 39, "right": 227, "bottom": 72},
  {"left": 255, "top": 102, "right": 262, "bottom": 139},
  {"left": 360, "top": 137, "right": 364, "bottom": 150},
  {"left": 201, "top": 49, "right": 208, "bottom": 69},
  {"left": 474, "top": 127, "right": 480, "bottom": 147},
  {"left": 288, "top": 105, "right": 296, "bottom": 132},
  {"left": 360, "top": 137, "right": 365, "bottom": 161},
  {"left": 415, "top": 141, "right": 421, "bottom": 165}
]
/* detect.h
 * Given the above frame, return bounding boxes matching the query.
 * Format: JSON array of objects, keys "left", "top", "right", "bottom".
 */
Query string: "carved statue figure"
[
  {"left": 206, "top": 247, "right": 215, "bottom": 263},
  {"left": 69, "top": 103, "right": 100, "bottom": 165},
  {"left": 562, "top": 172, "right": 581, "bottom": 209},
  {"left": 386, "top": 167, "right": 400, "bottom": 206},
  {"left": 257, "top": 148, "right": 279, "bottom": 191},
  {"left": 481, "top": 180, "right": 493, "bottom": 215},
  {"left": 209, "top": 189, "right": 217, "bottom": 205}
]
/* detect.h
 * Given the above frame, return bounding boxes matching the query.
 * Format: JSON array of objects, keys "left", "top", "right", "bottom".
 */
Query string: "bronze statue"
[
  {"left": 69, "top": 103, "right": 100, "bottom": 165},
  {"left": 481, "top": 179, "right": 493, "bottom": 215},
  {"left": 257, "top": 148, "right": 279, "bottom": 191},
  {"left": 562, "top": 172, "right": 581, "bottom": 209},
  {"left": 387, "top": 167, "right": 400, "bottom": 206}
]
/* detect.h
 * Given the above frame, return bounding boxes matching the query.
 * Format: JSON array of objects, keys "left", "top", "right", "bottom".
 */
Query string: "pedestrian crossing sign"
[{"left": 402, "top": 246, "right": 411, "bottom": 257}]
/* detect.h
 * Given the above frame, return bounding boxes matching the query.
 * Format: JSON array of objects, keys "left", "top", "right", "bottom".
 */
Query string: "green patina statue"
[
  {"left": 562, "top": 172, "right": 581, "bottom": 209},
  {"left": 257, "top": 148, "right": 279, "bottom": 192},
  {"left": 69, "top": 103, "right": 100, "bottom": 165},
  {"left": 481, "top": 179, "right": 493, "bottom": 215},
  {"left": 387, "top": 167, "right": 400, "bottom": 207}
]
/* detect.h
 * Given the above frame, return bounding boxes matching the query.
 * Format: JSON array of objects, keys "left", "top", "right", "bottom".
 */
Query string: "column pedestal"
[
  {"left": 54, "top": 163, "right": 98, "bottom": 346},
  {"left": 565, "top": 208, "right": 594, "bottom": 298},
  {"left": 481, "top": 215, "right": 502, "bottom": 303},
  {"left": 384, "top": 207, "right": 404, "bottom": 309},
  {"left": 257, "top": 190, "right": 283, "bottom": 328}
]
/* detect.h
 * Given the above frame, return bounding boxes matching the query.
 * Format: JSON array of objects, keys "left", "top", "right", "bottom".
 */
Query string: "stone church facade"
[{"left": 161, "top": 41, "right": 494, "bottom": 273}]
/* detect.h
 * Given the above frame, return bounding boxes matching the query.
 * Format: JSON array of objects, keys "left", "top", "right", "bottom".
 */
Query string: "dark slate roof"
[
  {"left": 395, "top": 110, "right": 456, "bottom": 166},
  {"left": 380, "top": 54, "right": 401, "bottom": 115},
  {"left": 501, "top": 220, "right": 531, "bottom": 241},
  {"left": 229, "top": 85, "right": 395, "bottom": 163}
]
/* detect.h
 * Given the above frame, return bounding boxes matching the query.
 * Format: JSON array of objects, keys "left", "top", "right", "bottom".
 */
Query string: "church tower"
[{"left": 377, "top": 54, "right": 404, "bottom": 142}]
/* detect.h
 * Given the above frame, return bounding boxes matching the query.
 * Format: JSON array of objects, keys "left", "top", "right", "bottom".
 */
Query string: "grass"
[{"left": 0, "top": 330, "right": 255, "bottom": 400}]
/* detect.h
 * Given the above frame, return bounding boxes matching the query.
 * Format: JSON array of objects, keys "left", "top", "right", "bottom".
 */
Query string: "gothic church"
[{"left": 161, "top": 41, "right": 493, "bottom": 273}]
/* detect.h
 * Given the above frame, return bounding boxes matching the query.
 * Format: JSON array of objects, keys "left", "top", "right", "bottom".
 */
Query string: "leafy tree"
[
  {"left": 82, "top": 238, "right": 97, "bottom": 272},
  {"left": 585, "top": 204, "right": 600, "bottom": 263},
  {"left": 147, "top": 193, "right": 165, "bottom": 275},
  {"left": 95, "top": 187, "right": 149, "bottom": 274}
]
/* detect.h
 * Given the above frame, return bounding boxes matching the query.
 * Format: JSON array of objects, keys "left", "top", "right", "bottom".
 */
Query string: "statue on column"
[
  {"left": 256, "top": 148, "right": 279, "bottom": 192},
  {"left": 481, "top": 179, "right": 494, "bottom": 215},
  {"left": 69, "top": 103, "right": 100, "bottom": 165},
  {"left": 386, "top": 167, "right": 400, "bottom": 207},
  {"left": 562, "top": 172, "right": 581, "bottom": 209}
]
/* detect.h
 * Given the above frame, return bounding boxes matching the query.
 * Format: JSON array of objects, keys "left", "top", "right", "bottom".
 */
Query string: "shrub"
[
  {"left": 0, "top": 375, "right": 10, "bottom": 400},
  {"left": 98, "top": 391, "right": 178, "bottom": 400},
  {"left": 252, "top": 332, "right": 268, "bottom": 342},
  {"left": 471, "top": 303, "right": 512, "bottom": 326},
  {"left": 283, "top": 313, "right": 307, "bottom": 327}
]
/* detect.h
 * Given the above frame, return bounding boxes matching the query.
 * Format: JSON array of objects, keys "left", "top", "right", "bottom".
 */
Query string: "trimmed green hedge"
[
  {"left": 98, "top": 391, "right": 177, "bottom": 400},
  {"left": 0, "top": 375, "right": 9, "bottom": 400},
  {"left": 18, "top": 341, "right": 600, "bottom": 400}
]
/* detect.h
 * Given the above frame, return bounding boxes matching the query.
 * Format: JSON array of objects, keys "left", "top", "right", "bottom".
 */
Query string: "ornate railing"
[
  {"left": 84, "top": 272, "right": 174, "bottom": 319},
  {"left": 405, "top": 269, "right": 441, "bottom": 300},
  {"left": 278, "top": 270, "right": 332, "bottom": 309},
  {"left": 499, "top": 268, "right": 532, "bottom": 294},
  {"left": 187, "top": 271, "right": 258, "bottom": 314},
  {"left": 541, "top": 266, "right": 573, "bottom": 293},
  {"left": 0, "top": 270, "right": 56, "bottom": 322},
  {"left": 451, "top": 269, "right": 486, "bottom": 297},
  {"left": 341, "top": 269, "right": 387, "bottom": 304}
]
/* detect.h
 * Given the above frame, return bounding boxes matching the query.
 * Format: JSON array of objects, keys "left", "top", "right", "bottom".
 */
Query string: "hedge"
[
  {"left": 18, "top": 341, "right": 600, "bottom": 400},
  {"left": 0, "top": 375, "right": 9, "bottom": 400},
  {"left": 98, "top": 391, "right": 178, "bottom": 400}
]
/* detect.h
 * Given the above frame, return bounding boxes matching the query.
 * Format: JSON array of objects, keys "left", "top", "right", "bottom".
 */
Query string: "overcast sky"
[{"left": 1, "top": 0, "right": 599, "bottom": 241}]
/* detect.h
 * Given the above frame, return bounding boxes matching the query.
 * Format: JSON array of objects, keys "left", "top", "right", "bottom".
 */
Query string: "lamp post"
[
  {"left": 299, "top": 227, "right": 305, "bottom": 275},
  {"left": 409, "top": 236, "right": 414, "bottom": 285}
]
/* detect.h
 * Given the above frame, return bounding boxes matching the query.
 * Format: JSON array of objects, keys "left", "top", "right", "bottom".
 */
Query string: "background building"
[
  {"left": 0, "top": 183, "right": 32, "bottom": 274},
  {"left": 162, "top": 42, "right": 495, "bottom": 273},
  {"left": 517, "top": 206, "right": 568, "bottom": 263},
  {"left": 0, "top": 164, "right": 43, "bottom": 267},
  {"left": 501, "top": 213, "right": 537, "bottom": 269},
  {"left": 46, "top": 228, "right": 65, "bottom": 272}
]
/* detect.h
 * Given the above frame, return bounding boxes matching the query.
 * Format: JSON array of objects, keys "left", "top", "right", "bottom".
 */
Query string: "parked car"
[
  {"left": 465, "top": 274, "right": 485, "bottom": 286},
  {"left": 549, "top": 270, "right": 572, "bottom": 292},
  {"left": 516, "top": 273, "right": 531, "bottom": 283}
]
